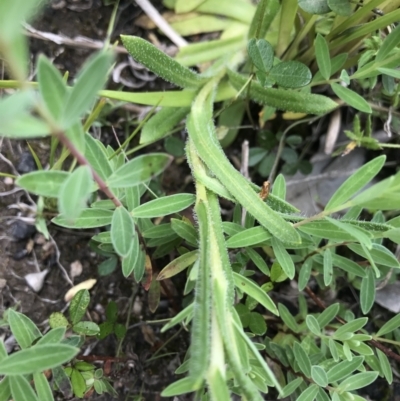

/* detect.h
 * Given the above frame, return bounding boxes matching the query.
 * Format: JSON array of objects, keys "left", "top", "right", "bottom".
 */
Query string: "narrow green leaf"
[
  {"left": 16, "top": 171, "right": 69, "bottom": 198},
  {"left": 171, "top": 219, "right": 198, "bottom": 246},
  {"left": 131, "top": 194, "right": 195, "bottom": 218},
  {"left": 376, "top": 314, "right": 400, "bottom": 337},
  {"left": 70, "top": 369, "right": 86, "bottom": 398},
  {"left": 161, "top": 377, "right": 198, "bottom": 397},
  {"left": 0, "top": 344, "right": 78, "bottom": 375},
  {"left": 271, "top": 237, "right": 295, "bottom": 279},
  {"left": 245, "top": 248, "right": 270, "bottom": 275},
  {"left": 378, "top": 67, "right": 400, "bottom": 79},
  {"left": 280, "top": 377, "right": 303, "bottom": 397},
  {"left": 323, "top": 248, "right": 333, "bottom": 286},
  {"left": 233, "top": 272, "right": 278, "bottom": 316},
  {"left": 142, "top": 224, "right": 175, "bottom": 239},
  {"left": 37, "top": 55, "right": 67, "bottom": 121},
  {"left": 10, "top": 375, "right": 39, "bottom": 401},
  {"left": 269, "top": 61, "right": 312, "bottom": 88},
  {"left": 360, "top": 268, "right": 375, "bottom": 314},
  {"left": 311, "top": 365, "right": 328, "bottom": 387},
  {"left": 121, "top": 36, "right": 207, "bottom": 89},
  {"left": 120, "top": 233, "right": 139, "bottom": 276},
  {"left": 326, "top": 217, "right": 372, "bottom": 249},
  {"left": 278, "top": 303, "right": 298, "bottom": 332},
  {"left": 332, "top": 254, "right": 367, "bottom": 278},
  {"left": 317, "top": 303, "right": 339, "bottom": 328},
  {"left": 326, "top": 356, "right": 364, "bottom": 382},
  {"left": 376, "top": 24, "right": 400, "bottom": 63},
  {"left": 107, "top": 153, "right": 172, "bottom": 188},
  {"left": 347, "top": 243, "right": 400, "bottom": 269},
  {"left": 297, "top": 384, "right": 319, "bottom": 401},
  {"left": 229, "top": 69, "right": 337, "bottom": 115},
  {"left": 249, "top": 312, "right": 267, "bottom": 335},
  {"left": 248, "top": 0, "right": 280, "bottom": 39},
  {"left": 293, "top": 342, "right": 312, "bottom": 377},
  {"left": 334, "top": 317, "right": 368, "bottom": 339},
  {"left": 377, "top": 349, "right": 393, "bottom": 384},
  {"left": 331, "top": 83, "right": 372, "bottom": 113},
  {"left": 247, "top": 38, "right": 274, "bottom": 72},
  {"left": 298, "top": 258, "right": 312, "bottom": 290},
  {"left": 8, "top": 309, "right": 42, "bottom": 349},
  {"left": 141, "top": 106, "right": 190, "bottom": 144},
  {"left": 36, "top": 327, "right": 66, "bottom": 345},
  {"left": 157, "top": 250, "right": 198, "bottom": 280},
  {"left": 62, "top": 51, "right": 113, "bottom": 128},
  {"left": 69, "top": 289, "right": 90, "bottom": 325},
  {"left": 272, "top": 174, "right": 286, "bottom": 199},
  {"left": 207, "top": 369, "right": 230, "bottom": 401},
  {"left": 337, "top": 371, "right": 379, "bottom": 392},
  {"left": 329, "top": 338, "right": 339, "bottom": 362},
  {"left": 325, "top": 155, "right": 385, "bottom": 211},
  {"left": 306, "top": 315, "right": 321, "bottom": 336},
  {"left": 0, "top": 377, "right": 11, "bottom": 401},
  {"left": 226, "top": 226, "right": 272, "bottom": 248},
  {"left": 52, "top": 208, "right": 113, "bottom": 229},
  {"left": 34, "top": 372, "right": 54, "bottom": 401},
  {"left": 58, "top": 166, "right": 92, "bottom": 222},
  {"left": 111, "top": 206, "right": 135, "bottom": 258},
  {"left": 315, "top": 34, "right": 331, "bottom": 80},
  {"left": 84, "top": 134, "right": 113, "bottom": 180}
]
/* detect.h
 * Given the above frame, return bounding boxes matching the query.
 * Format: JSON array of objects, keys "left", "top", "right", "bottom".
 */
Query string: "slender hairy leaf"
[
  {"left": 37, "top": 55, "right": 67, "bottom": 121},
  {"left": 111, "top": 206, "right": 135, "bottom": 258},
  {"left": 34, "top": 372, "right": 54, "bottom": 401},
  {"left": 233, "top": 272, "right": 278, "bottom": 315},
  {"left": 36, "top": 327, "right": 66, "bottom": 345},
  {"left": 62, "top": 51, "right": 113, "bottom": 128},
  {"left": 331, "top": 83, "right": 372, "bottom": 113},
  {"left": 131, "top": 194, "right": 195, "bottom": 218},
  {"left": 10, "top": 375, "right": 39, "bottom": 401},
  {"left": 84, "top": 134, "right": 113, "bottom": 180},
  {"left": 325, "top": 155, "right": 385, "bottom": 211},
  {"left": 306, "top": 315, "right": 321, "bottom": 336},
  {"left": 298, "top": 258, "right": 313, "bottom": 290},
  {"left": 0, "top": 344, "right": 78, "bottom": 375},
  {"left": 337, "top": 371, "right": 379, "bottom": 392},
  {"left": 8, "top": 309, "right": 42, "bottom": 349},
  {"left": 107, "top": 153, "right": 172, "bottom": 188},
  {"left": 52, "top": 208, "right": 113, "bottom": 229},
  {"left": 326, "top": 356, "right": 364, "bottom": 382},
  {"left": 311, "top": 365, "right": 328, "bottom": 387},
  {"left": 228, "top": 69, "right": 337, "bottom": 115},
  {"left": 360, "top": 268, "right": 375, "bottom": 314},
  {"left": 161, "top": 377, "right": 199, "bottom": 397},
  {"left": 121, "top": 36, "right": 207, "bottom": 88},
  {"left": 323, "top": 248, "right": 333, "bottom": 286},
  {"left": 317, "top": 303, "right": 339, "bottom": 328},
  {"left": 377, "top": 348, "right": 393, "bottom": 384},
  {"left": 278, "top": 303, "right": 298, "bottom": 333},
  {"left": 293, "top": 342, "right": 312, "bottom": 377},
  {"left": 16, "top": 171, "right": 69, "bottom": 198},
  {"left": 158, "top": 250, "right": 198, "bottom": 280},
  {"left": 171, "top": 219, "right": 198, "bottom": 246},
  {"left": 272, "top": 237, "right": 295, "bottom": 279},
  {"left": 315, "top": 34, "right": 331, "bottom": 80},
  {"left": 226, "top": 226, "right": 272, "bottom": 248},
  {"left": 347, "top": 243, "right": 400, "bottom": 268},
  {"left": 141, "top": 107, "right": 190, "bottom": 144},
  {"left": 376, "top": 314, "right": 400, "bottom": 337},
  {"left": 376, "top": 24, "right": 400, "bottom": 63},
  {"left": 334, "top": 318, "right": 368, "bottom": 339},
  {"left": 122, "top": 233, "right": 140, "bottom": 277},
  {"left": 58, "top": 166, "right": 92, "bottom": 222},
  {"left": 280, "top": 377, "right": 303, "bottom": 397}
]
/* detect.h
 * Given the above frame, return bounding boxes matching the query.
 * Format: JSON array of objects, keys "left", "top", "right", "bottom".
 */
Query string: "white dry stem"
[
  {"left": 135, "top": 0, "right": 188, "bottom": 48},
  {"left": 325, "top": 108, "right": 341, "bottom": 154}
]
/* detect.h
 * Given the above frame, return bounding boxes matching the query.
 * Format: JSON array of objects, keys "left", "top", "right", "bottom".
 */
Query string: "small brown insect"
[{"left": 259, "top": 181, "right": 270, "bottom": 201}]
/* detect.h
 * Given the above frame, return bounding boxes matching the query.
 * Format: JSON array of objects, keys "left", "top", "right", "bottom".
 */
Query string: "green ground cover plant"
[{"left": 1, "top": 0, "right": 400, "bottom": 400}]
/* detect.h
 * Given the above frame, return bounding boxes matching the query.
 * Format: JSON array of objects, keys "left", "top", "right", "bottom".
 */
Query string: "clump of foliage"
[{"left": 1, "top": 0, "right": 400, "bottom": 400}]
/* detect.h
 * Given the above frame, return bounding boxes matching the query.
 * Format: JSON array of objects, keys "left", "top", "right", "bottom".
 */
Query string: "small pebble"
[
  {"left": 17, "top": 152, "right": 37, "bottom": 174},
  {"left": 11, "top": 220, "right": 36, "bottom": 240}
]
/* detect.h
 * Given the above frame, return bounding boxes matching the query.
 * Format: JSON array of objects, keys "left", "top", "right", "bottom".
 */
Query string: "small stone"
[
  {"left": 11, "top": 220, "right": 36, "bottom": 240},
  {"left": 0, "top": 279, "right": 7, "bottom": 289},
  {"left": 4, "top": 177, "right": 13, "bottom": 185},
  {"left": 70, "top": 260, "right": 83, "bottom": 280},
  {"left": 17, "top": 152, "right": 37, "bottom": 174},
  {"left": 25, "top": 269, "right": 49, "bottom": 292}
]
